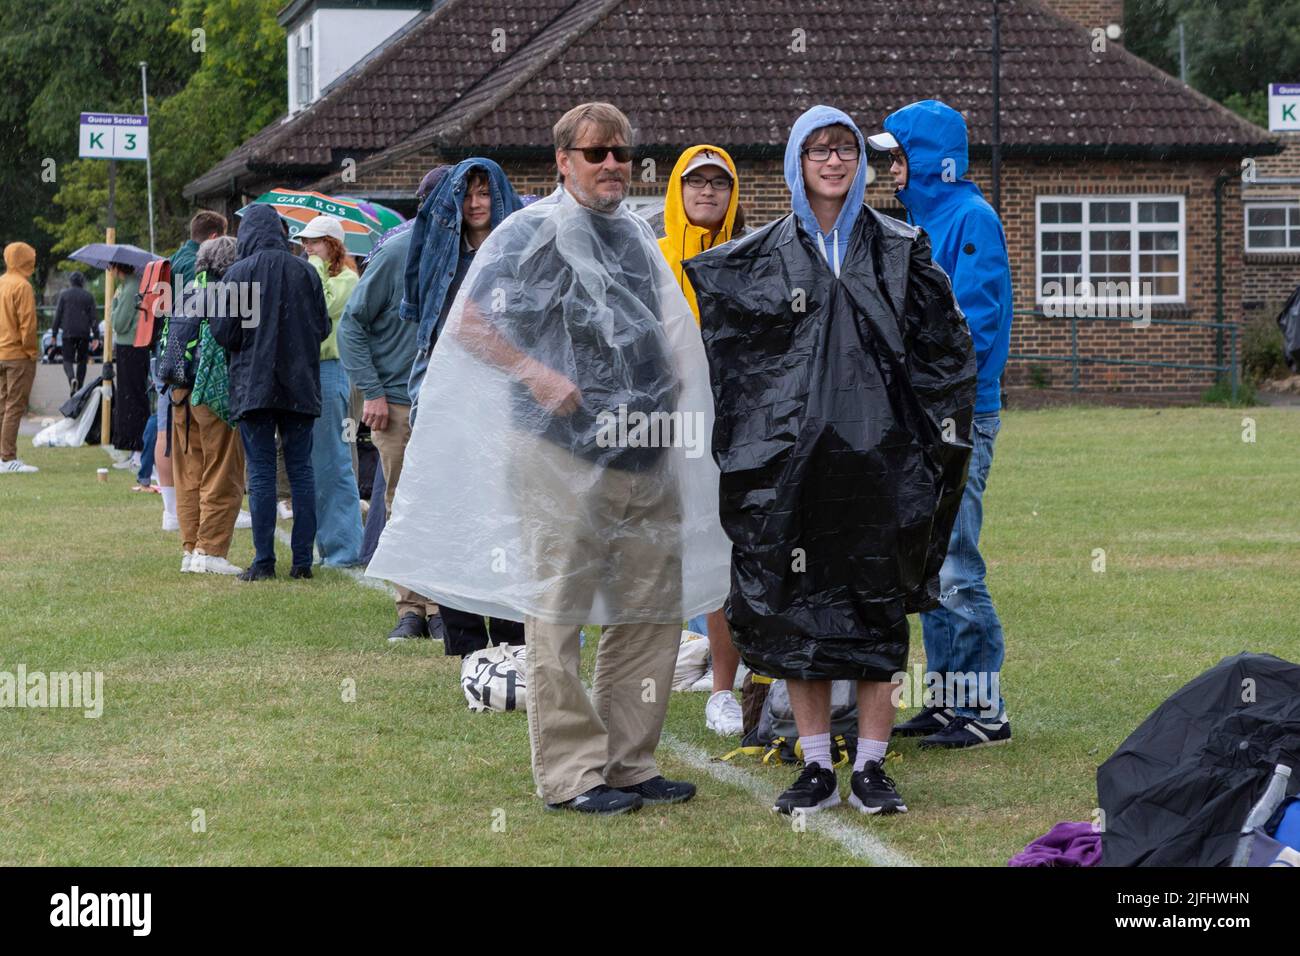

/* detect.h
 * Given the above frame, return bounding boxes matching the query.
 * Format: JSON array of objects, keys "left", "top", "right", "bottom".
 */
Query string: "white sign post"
[
  {"left": 78, "top": 113, "right": 149, "bottom": 160},
  {"left": 1268, "top": 84, "right": 1300, "bottom": 132}
]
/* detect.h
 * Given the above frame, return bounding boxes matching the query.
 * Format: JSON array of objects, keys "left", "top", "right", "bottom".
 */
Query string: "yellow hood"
[
  {"left": 658, "top": 145, "right": 739, "bottom": 323},
  {"left": 3, "top": 242, "right": 36, "bottom": 278}
]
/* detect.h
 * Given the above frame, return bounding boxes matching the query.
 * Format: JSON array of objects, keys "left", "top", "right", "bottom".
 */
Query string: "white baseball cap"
[
  {"left": 867, "top": 131, "right": 900, "bottom": 151},
  {"left": 681, "top": 149, "right": 732, "bottom": 179},
  {"left": 295, "top": 215, "right": 346, "bottom": 243}
]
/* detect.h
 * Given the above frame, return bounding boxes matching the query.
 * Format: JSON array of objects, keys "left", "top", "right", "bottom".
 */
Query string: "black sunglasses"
[{"left": 565, "top": 145, "right": 633, "bottom": 164}]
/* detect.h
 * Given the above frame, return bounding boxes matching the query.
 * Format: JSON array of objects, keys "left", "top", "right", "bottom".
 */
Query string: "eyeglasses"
[
  {"left": 802, "top": 144, "right": 860, "bottom": 162},
  {"left": 565, "top": 145, "right": 633, "bottom": 164},
  {"left": 683, "top": 174, "right": 733, "bottom": 191}
]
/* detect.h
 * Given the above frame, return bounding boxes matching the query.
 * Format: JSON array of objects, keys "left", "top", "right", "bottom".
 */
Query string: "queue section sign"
[{"left": 79, "top": 113, "right": 149, "bottom": 161}]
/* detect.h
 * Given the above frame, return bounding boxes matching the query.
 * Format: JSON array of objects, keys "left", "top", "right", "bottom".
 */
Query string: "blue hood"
[
  {"left": 884, "top": 99, "right": 971, "bottom": 222},
  {"left": 784, "top": 105, "right": 868, "bottom": 277},
  {"left": 881, "top": 99, "right": 1013, "bottom": 414}
]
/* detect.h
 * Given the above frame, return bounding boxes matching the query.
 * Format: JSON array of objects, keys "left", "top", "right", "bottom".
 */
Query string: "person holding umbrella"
[
  {"left": 296, "top": 214, "right": 364, "bottom": 568},
  {"left": 108, "top": 262, "right": 149, "bottom": 470}
]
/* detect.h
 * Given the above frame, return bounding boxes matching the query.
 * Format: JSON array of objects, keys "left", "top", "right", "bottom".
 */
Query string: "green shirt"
[
  {"left": 169, "top": 239, "right": 200, "bottom": 289},
  {"left": 109, "top": 274, "right": 141, "bottom": 341},
  {"left": 309, "top": 255, "right": 359, "bottom": 362}
]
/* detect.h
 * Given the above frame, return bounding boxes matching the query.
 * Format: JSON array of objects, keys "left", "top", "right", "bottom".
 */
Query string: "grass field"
[{"left": 3, "top": 406, "right": 1299, "bottom": 866}]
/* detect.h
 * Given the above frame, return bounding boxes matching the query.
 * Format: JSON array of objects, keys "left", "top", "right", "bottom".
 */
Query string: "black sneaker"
[
  {"left": 427, "top": 612, "right": 449, "bottom": 642},
  {"left": 892, "top": 706, "right": 956, "bottom": 738},
  {"left": 918, "top": 714, "right": 1011, "bottom": 750},
  {"left": 849, "top": 761, "right": 908, "bottom": 815},
  {"left": 289, "top": 565, "right": 313, "bottom": 579},
  {"left": 237, "top": 565, "right": 275, "bottom": 582},
  {"left": 545, "top": 784, "right": 643, "bottom": 815},
  {"left": 772, "top": 764, "right": 840, "bottom": 815},
  {"left": 615, "top": 776, "right": 696, "bottom": 806},
  {"left": 387, "top": 613, "right": 430, "bottom": 642}
]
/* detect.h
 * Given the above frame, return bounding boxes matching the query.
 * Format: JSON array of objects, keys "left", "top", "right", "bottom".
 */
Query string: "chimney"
[{"left": 1037, "top": 0, "right": 1124, "bottom": 43}]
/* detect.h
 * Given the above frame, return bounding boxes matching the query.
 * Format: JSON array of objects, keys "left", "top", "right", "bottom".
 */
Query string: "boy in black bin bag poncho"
[{"left": 684, "top": 105, "right": 976, "bottom": 816}]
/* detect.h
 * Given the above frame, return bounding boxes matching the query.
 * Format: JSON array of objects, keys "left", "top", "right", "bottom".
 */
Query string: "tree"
[{"left": 1125, "top": 0, "right": 1300, "bottom": 128}]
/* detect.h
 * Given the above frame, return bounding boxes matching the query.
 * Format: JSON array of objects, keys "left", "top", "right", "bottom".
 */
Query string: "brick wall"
[
  {"left": 1037, "top": 0, "right": 1124, "bottom": 33},
  {"left": 316, "top": 147, "right": 1240, "bottom": 392},
  {"left": 1242, "top": 132, "right": 1300, "bottom": 319}
]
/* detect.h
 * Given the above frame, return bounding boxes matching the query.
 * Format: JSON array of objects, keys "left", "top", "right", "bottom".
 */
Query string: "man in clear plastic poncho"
[{"left": 367, "top": 102, "right": 730, "bottom": 815}]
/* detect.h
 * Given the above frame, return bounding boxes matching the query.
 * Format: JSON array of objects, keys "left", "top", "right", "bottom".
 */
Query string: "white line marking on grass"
[
  {"left": 273, "top": 527, "right": 395, "bottom": 596},
  {"left": 660, "top": 734, "right": 916, "bottom": 867}
]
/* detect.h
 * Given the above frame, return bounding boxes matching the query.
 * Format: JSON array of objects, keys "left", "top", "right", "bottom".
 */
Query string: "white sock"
[
  {"left": 801, "top": 733, "right": 833, "bottom": 770},
  {"left": 854, "top": 737, "right": 889, "bottom": 773},
  {"left": 160, "top": 486, "right": 177, "bottom": 518}
]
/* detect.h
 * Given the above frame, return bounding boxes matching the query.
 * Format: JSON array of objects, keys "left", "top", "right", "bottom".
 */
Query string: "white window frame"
[
  {"left": 1036, "top": 194, "right": 1186, "bottom": 305},
  {"left": 1245, "top": 200, "right": 1300, "bottom": 253}
]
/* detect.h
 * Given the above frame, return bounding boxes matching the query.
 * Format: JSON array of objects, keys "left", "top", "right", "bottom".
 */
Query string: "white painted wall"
[{"left": 287, "top": 7, "right": 421, "bottom": 113}]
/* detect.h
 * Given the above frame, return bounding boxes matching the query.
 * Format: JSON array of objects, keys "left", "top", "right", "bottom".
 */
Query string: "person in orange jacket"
[
  {"left": 657, "top": 145, "right": 746, "bottom": 736},
  {"left": 0, "top": 241, "right": 40, "bottom": 473}
]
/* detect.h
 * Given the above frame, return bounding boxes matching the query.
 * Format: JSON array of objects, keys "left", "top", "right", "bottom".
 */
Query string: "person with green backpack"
[{"left": 168, "top": 235, "right": 246, "bottom": 575}]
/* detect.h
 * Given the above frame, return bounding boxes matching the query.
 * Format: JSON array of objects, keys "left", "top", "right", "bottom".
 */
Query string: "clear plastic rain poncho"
[{"left": 366, "top": 186, "right": 731, "bottom": 625}]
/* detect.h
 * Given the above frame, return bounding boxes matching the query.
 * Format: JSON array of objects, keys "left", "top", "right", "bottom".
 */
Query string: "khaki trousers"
[
  {"left": 512, "top": 432, "right": 683, "bottom": 804},
  {"left": 171, "top": 392, "right": 246, "bottom": 558},
  {"left": 0, "top": 358, "right": 36, "bottom": 461},
  {"left": 370, "top": 400, "right": 438, "bottom": 619}
]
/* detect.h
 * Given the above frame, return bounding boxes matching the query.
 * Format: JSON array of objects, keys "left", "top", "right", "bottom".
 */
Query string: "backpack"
[
  {"left": 156, "top": 312, "right": 202, "bottom": 389},
  {"left": 134, "top": 258, "right": 172, "bottom": 349},
  {"left": 723, "top": 678, "right": 859, "bottom": 768}
]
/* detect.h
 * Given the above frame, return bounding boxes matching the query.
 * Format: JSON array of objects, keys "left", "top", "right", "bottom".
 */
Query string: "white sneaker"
[
  {"left": 162, "top": 511, "right": 179, "bottom": 532},
  {"left": 235, "top": 510, "right": 252, "bottom": 529},
  {"left": 689, "top": 670, "right": 715, "bottom": 693},
  {"left": 276, "top": 500, "right": 293, "bottom": 520},
  {"left": 0, "top": 459, "right": 38, "bottom": 473},
  {"left": 196, "top": 551, "right": 243, "bottom": 575},
  {"left": 181, "top": 550, "right": 194, "bottom": 572},
  {"left": 705, "top": 690, "right": 744, "bottom": 736}
]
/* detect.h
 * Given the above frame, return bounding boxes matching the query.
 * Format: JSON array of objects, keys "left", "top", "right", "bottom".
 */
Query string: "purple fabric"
[{"left": 1008, "top": 822, "right": 1102, "bottom": 867}]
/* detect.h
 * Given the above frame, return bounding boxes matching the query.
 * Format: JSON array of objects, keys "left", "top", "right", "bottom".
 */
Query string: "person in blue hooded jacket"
[
  {"left": 686, "top": 105, "right": 976, "bottom": 818},
  {"left": 869, "top": 99, "right": 1013, "bottom": 748}
]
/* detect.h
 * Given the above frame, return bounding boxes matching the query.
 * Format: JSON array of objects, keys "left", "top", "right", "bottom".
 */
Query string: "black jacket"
[
  {"left": 52, "top": 284, "right": 98, "bottom": 340},
  {"left": 685, "top": 205, "right": 976, "bottom": 681},
  {"left": 209, "top": 204, "right": 330, "bottom": 419}
]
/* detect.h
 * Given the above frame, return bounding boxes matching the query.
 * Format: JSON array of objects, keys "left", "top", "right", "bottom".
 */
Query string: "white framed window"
[
  {"left": 1245, "top": 201, "right": 1300, "bottom": 252},
  {"left": 295, "top": 22, "right": 313, "bottom": 110},
  {"left": 1036, "top": 195, "right": 1185, "bottom": 303}
]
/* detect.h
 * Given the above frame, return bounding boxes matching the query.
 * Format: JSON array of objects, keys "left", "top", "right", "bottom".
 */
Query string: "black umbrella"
[
  {"left": 68, "top": 242, "right": 161, "bottom": 271},
  {"left": 1097, "top": 652, "right": 1300, "bottom": 866}
]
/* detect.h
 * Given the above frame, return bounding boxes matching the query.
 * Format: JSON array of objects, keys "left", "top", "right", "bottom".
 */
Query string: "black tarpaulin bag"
[
  {"left": 684, "top": 206, "right": 976, "bottom": 681},
  {"left": 1097, "top": 652, "right": 1300, "bottom": 867},
  {"left": 1278, "top": 284, "right": 1300, "bottom": 372}
]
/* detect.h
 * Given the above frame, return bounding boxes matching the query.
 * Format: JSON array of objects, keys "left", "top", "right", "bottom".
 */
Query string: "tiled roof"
[{"left": 188, "top": 0, "right": 1278, "bottom": 198}]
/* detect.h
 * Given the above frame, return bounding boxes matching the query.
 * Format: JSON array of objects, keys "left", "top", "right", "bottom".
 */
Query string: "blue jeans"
[
  {"left": 311, "top": 359, "right": 363, "bottom": 566},
  {"left": 240, "top": 409, "right": 316, "bottom": 571},
  {"left": 137, "top": 410, "right": 157, "bottom": 482},
  {"left": 920, "top": 412, "right": 1005, "bottom": 720},
  {"left": 686, "top": 614, "right": 709, "bottom": 636}
]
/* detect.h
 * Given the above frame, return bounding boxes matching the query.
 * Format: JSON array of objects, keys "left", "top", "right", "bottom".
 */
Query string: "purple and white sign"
[
  {"left": 78, "top": 113, "right": 150, "bottom": 161},
  {"left": 1269, "top": 84, "right": 1300, "bottom": 132}
]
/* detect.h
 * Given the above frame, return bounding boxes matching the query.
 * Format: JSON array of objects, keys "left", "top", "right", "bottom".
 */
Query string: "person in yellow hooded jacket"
[
  {"left": 0, "top": 241, "right": 40, "bottom": 473},
  {"left": 658, "top": 145, "right": 746, "bottom": 736}
]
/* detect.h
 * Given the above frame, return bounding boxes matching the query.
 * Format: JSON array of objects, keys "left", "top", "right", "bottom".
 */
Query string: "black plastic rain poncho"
[
  {"left": 1278, "top": 283, "right": 1300, "bottom": 372},
  {"left": 684, "top": 206, "right": 976, "bottom": 681},
  {"left": 1097, "top": 652, "right": 1300, "bottom": 867}
]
